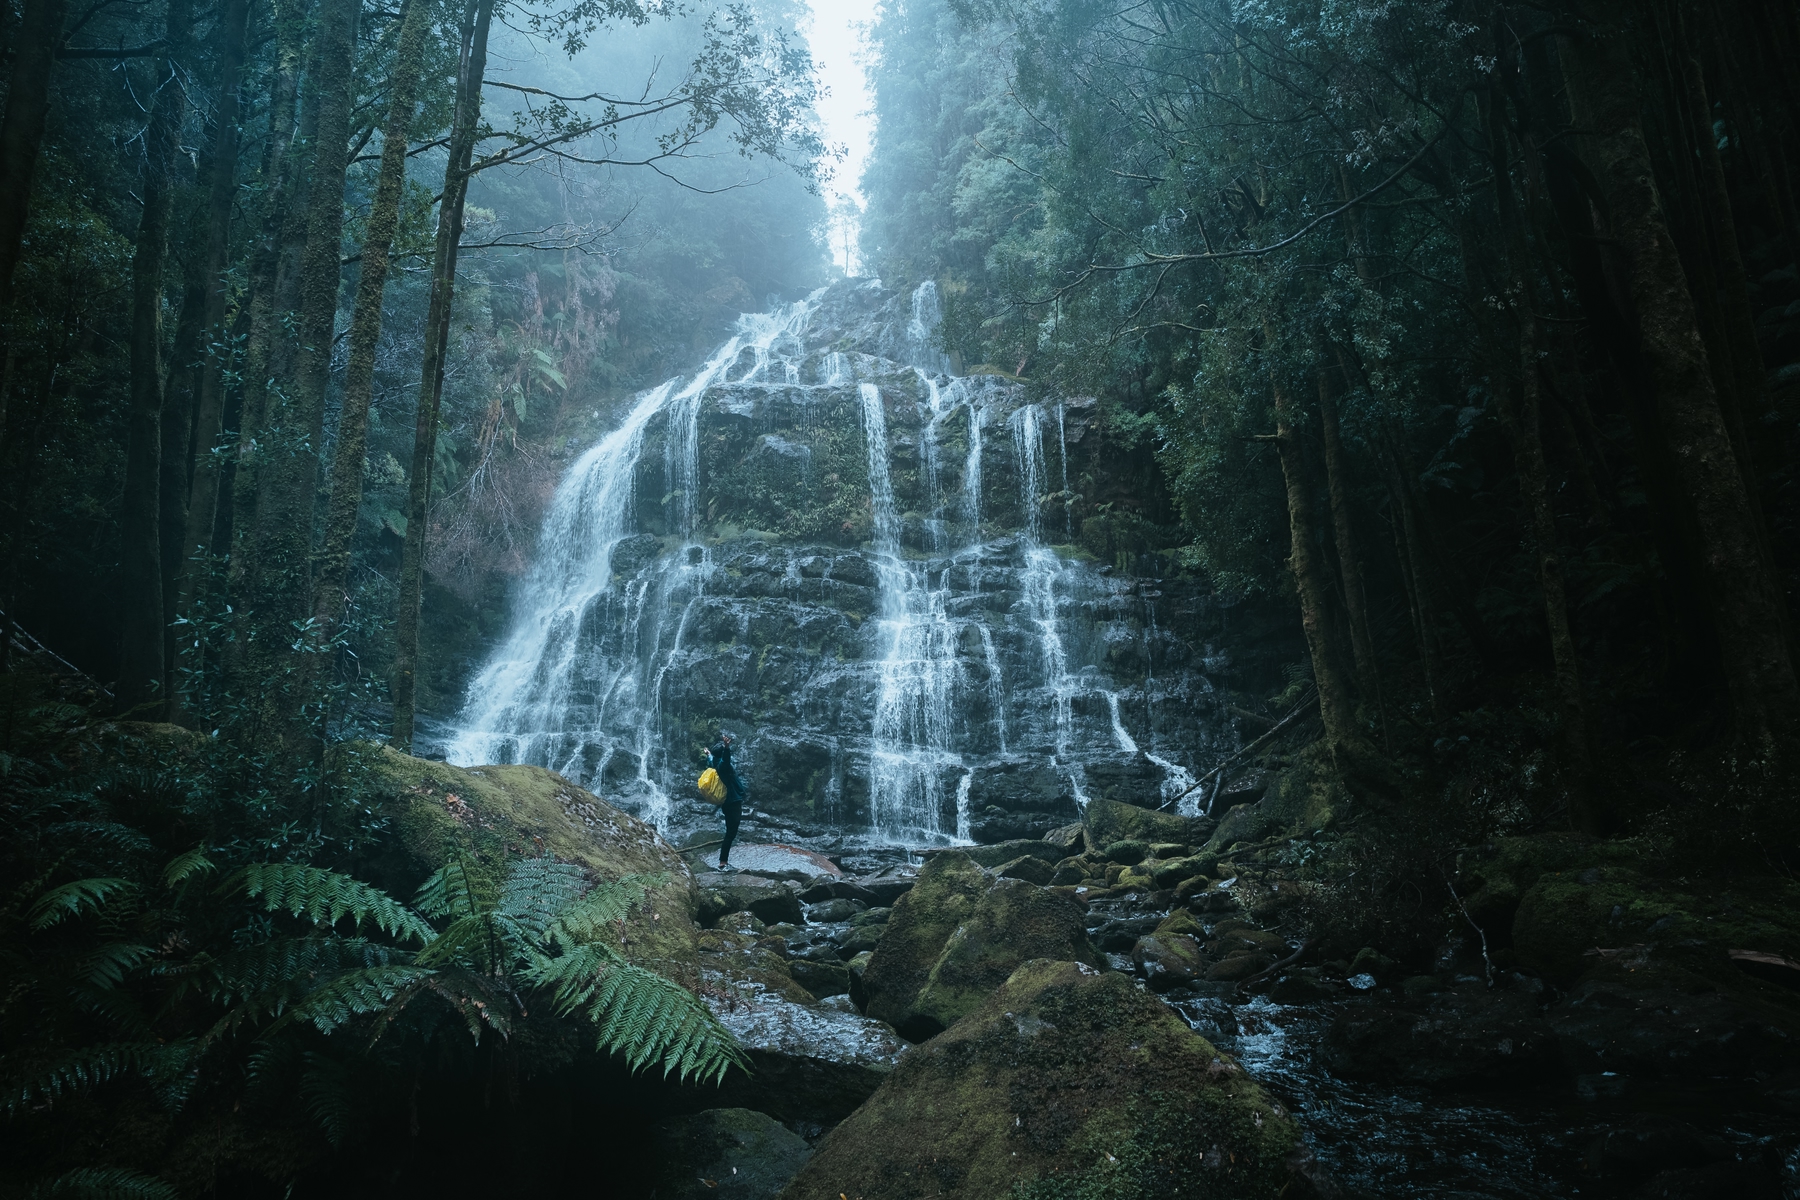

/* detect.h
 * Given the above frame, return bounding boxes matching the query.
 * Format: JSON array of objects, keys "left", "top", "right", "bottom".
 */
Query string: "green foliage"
[
  {"left": 28, "top": 878, "right": 137, "bottom": 930},
  {"left": 230, "top": 863, "right": 437, "bottom": 945},
  {"left": 32, "top": 1167, "right": 179, "bottom": 1200}
]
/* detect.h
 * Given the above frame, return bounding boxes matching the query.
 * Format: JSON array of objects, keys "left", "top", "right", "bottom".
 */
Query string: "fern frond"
[
  {"left": 198, "top": 937, "right": 401, "bottom": 1036},
  {"left": 298, "top": 1052, "right": 359, "bottom": 1148},
  {"left": 523, "top": 940, "right": 627, "bottom": 998},
  {"left": 496, "top": 857, "right": 588, "bottom": 941},
  {"left": 413, "top": 913, "right": 502, "bottom": 971},
  {"left": 75, "top": 942, "right": 154, "bottom": 989},
  {"left": 230, "top": 865, "right": 433, "bottom": 945},
  {"left": 162, "top": 848, "right": 214, "bottom": 888},
  {"left": 573, "top": 961, "right": 745, "bottom": 1084},
  {"left": 2, "top": 1041, "right": 195, "bottom": 1115},
  {"left": 417, "top": 968, "right": 517, "bottom": 1043},
  {"left": 264, "top": 965, "right": 433, "bottom": 1036},
  {"left": 546, "top": 873, "right": 668, "bottom": 946},
  {"left": 32, "top": 1166, "right": 178, "bottom": 1200},
  {"left": 29, "top": 878, "right": 136, "bottom": 930},
  {"left": 413, "top": 858, "right": 480, "bottom": 921}
]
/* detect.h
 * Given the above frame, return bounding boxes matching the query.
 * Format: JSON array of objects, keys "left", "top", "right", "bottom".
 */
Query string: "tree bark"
[
  {"left": 1562, "top": 12, "right": 1799, "bottom": 751},
  {"left": 392, "top": 0, "right": 495, "bottom": 749},
  {"left": 116, "top": 0, "right": 193, "bottom": 714},
  {"left": 249, "top": 0, "right": 360, "bottom": 645},
  {"left": 1316, "top": 362, "right": 1379, "bottom": 703},
  {"left": 0, "top": 0, "right": 66, "bottom": 316},
  {"left": 1270, "top": 361, "right": 1360, "bottom": 758},
  {"left": 313, "top": 0, "right": 431, "bottom": 628},
  {"left": 226, "top": 0, "right": 312, "bottom": 605},
  {"left": 173, "top": 0, "right": 252, "bottom": 629}
]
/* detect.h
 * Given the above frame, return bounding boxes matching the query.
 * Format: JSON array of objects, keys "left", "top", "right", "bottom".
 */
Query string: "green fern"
[
  {"left": 32, "top": 1167, "right": 178, "bottom": 1200},
  {"left": 298, "top": 1051, "right": 359, "bottom": 1147},
  {"left": 161, "top": 847, "right": 214, "bottom": 888},
  {"left": 74, "top": 942, "right": 154, "bottom": 989},
  {"left": 229, "top": 864, "right": 434, "bottom": 945},
  {"left": 413, "top": 858, "right": 480, "bottom": 920},
  {"left": 3, "top": 1041, "right": 195, "bottom": 1115},
  {"left": 546, "top": 873, "right": 667, "bottom": 946},
  {"left": 566, "top": 956, "right": 745, "bottom": 1084},
  {"left": 266, "top": 965, "right": 434, "bottom": 1036},
  {"left": 28, "top": 878, "right": 136, "bottom": 930},
  {"left": 496, "top": 856, "right": 589, "bottom": 940}
]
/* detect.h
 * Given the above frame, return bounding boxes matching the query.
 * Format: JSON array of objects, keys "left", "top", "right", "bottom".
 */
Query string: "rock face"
[
  {"left": 649, "top": 1108, "right": 813, "bottom": 1199},
  {"left": 432, "top": 279, "right": 1302, "bottom": 850},
  {"left": 778, "top": 959, "right": 1309, "bottom": 1200}
]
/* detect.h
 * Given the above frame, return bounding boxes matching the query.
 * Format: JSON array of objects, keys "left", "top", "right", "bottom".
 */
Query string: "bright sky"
[{"left": 801, "top": 0, "right": 880, "bottom": 276}]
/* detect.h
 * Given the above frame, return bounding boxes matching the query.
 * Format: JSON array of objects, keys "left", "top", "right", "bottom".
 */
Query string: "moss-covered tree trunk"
[
  {"left": 116, "top": 0, "right": 193, "bottom": 714},
  {"left": 392, "top": 0, "right": 496, "bottom": 749},
  {"left": 1270, "top": 365, "right": 1360, "bottom": 758},
  {"left": 1316, "top": 364, "right": 1379, "bottom": 711},
  {"left": 1562, "top": 13, "right": 1800, "bottom": 752},
  {"left": 313, "top": 0, "right": 432, "bottom": 628}
]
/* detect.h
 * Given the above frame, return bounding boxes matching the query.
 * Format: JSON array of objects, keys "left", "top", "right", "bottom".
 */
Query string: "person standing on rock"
[{"left": 707, "top": 732, "right": 746, "bottom": 869}]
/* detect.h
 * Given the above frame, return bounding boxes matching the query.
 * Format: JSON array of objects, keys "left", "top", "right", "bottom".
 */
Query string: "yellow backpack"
[{"left": 696, "top": 767, "right": 726, "bottom": 805}]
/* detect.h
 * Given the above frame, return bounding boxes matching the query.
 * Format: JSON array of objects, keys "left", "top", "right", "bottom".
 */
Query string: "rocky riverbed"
[{"left": 380, "top": 751, "right": 1800, "bottom": 1199}]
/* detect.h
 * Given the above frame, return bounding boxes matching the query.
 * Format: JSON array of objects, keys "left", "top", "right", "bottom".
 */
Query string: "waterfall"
[
  {"left": 440, "top": 278, "right": 1224, "bottom": 848},
  {"left": 446, "top": 297, "right": 822, "bottom": 828},
  {"left": 861, "top": 381, "right": 962, "bottom": 842}
]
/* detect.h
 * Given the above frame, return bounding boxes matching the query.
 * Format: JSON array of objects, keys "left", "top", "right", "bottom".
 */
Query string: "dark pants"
[{"left": 719, "top": 797, "right": 742, "bottom": 863}]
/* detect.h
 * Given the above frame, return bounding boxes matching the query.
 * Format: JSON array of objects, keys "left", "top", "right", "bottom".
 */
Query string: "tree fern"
[
  {"left": 298, "top": 1051, "right": 359, "bottom": 1148},
  {"left": 31, "top": 1167, "right": 177, "bottom": 1200},
  {"left": 28, "top": 878, "right": 136, "bottom": 930},
  {"left": 496, "top": 856, "right": 589, "bottom": 941},
  {"left": 229, "top": 864, "right": 434, "bottom": 945},
  {"left": 161, "top": 847, "right": 214, "bottom": 888}
]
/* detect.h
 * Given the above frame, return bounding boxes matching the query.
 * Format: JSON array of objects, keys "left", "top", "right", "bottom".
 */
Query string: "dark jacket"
[{"left": 707, "top": 741, "right": 745, "bottom": 805}]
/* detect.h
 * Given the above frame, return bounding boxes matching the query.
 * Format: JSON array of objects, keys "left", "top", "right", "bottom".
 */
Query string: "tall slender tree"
[
  {"left": 116, "top": 0, "right": 194, "bottom": 713},
  {"left": 391, "top": 0, "right": 495, "bottom": 748},
  {"left": 313, "top": 0, "right": 433, "bottom": 628}
]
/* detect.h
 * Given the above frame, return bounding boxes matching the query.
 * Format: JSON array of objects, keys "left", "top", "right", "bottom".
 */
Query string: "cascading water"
[
  {"left": 441, "top": 277, "right": 1225, "bottom": 846},
  {"left": 445, "top": 296, "right": 824, "bottom": 829}
]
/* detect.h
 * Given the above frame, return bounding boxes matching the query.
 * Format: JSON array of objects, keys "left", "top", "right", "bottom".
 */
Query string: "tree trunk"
[
  {"left": 249, "top": 0, "right": 361, "bottom": 643},
  {"left": 1270, "top": 361, "right": 1360, "bottom": 757},
  {"left": 1316, "top": 362, "right": 1379, "bottom": 703},
  {"left": 313, "top": 0, "right": 431, "bottom": 628},
  {"left": 392, "top": 0, "right": 495, "bottom": 749},
  {"left": 226, "top": 0, "right": 312, "bottom": 605},
  {"left": 116, "top": 0, "right": 193, "bottom": 714},
  {"left": 1562, "top": 13, "right": 1800, "bottom": 751},
  {"left": 173, "top": 0, "right": 252, "bottom": 620},
  {"left": 0, "top": 0, "right": 65, "bottom": 315}
]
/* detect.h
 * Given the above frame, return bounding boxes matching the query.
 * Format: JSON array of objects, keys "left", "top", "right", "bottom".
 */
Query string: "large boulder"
[
  {"left": 909, "top": 877, "right": 1106, "bottom": 1034},
  {"left": 860, "top": 852, "right": 989, "bottom": 1036},
  {"left": 702, "top": 987, "right": 911, "bottom": 1126},
  {"left": 648, "top": 1108, "right": 813, "bottom": 1199},
  {"left": 778, "top": 960, "right": 1315, "bottom": 1200},
  {"left": 361, "top": 749, "right": 698, "bottom": 973},
  {"left": 1083, "top": 795, "right": 1209, "bottom": 850}
]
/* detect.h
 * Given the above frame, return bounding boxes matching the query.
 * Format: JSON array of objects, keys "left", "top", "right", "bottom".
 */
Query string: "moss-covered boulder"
[
  {"left": 649, "top": 1108, "right": 813, "bottom": 1199},
  {"left": 1132, "top": 933, "right": 1204, "bottom": 990},
  {"left": 1084, "top": 797, "right": 1207, "bottom": 849},
  {"left": 910, "top": 878, "right": 1106, "bottom": 1033},
  {"left": 860, "top": 852, "right": 989, "bottom": 1036},
  {"left": 778, "top": 960, "right": 1312, "bottom": 1200},
  {"left": 997, "top": 855, "right": 1056, "bottom": 885},
  {"left": 1457, "top": 833, "right": 1643, "bottom": 947},
  {"left": 360, "top": 748, "right": 697, "bottom": 973}
]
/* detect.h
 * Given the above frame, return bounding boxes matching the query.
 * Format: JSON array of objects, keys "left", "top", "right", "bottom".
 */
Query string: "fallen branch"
[
  {"left": 1238, "top": 938, "right": 1314, "bottom": 988},
  {"left": 1158, "top": 687, "right": 1317, "bottom": 811}
]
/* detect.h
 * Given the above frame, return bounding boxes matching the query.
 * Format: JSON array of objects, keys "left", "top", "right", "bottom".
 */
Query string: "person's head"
[{"left": 719, "top": 731, "right": 734, "bottom": 746}]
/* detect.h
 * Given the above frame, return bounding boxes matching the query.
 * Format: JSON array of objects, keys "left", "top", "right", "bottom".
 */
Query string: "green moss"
[
  {"left": 359, "top": 747, "right": 700, "bottom": 977},
  {"left": 912, "top": 879, "right": 1105, "bottom": 1029},
  {"left": 779, "top": 961, "right": 1301, "bottom": 1200}
]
